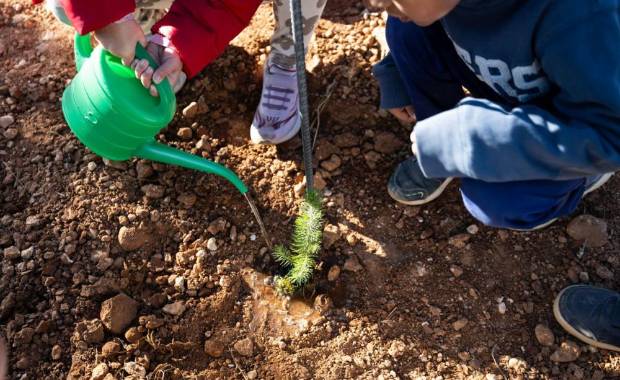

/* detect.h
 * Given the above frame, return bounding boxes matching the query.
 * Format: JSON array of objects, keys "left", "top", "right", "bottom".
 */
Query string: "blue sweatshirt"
[{"left": 375, "top": 0, "right": 620, "bottom": 182}]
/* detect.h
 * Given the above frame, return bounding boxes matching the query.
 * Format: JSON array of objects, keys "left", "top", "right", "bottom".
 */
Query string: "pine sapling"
[{"left": 273, "top": 190, "right": 324, "bottom": 295}]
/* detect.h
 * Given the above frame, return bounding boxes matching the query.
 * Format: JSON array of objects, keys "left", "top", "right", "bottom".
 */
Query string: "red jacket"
[{"left": 33, "top": 0, "right": 261, "bottom": 77}]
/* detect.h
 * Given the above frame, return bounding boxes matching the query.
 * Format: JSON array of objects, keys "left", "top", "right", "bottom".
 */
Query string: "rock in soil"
[
  {"left": 327, "top": 265, "right": 341, "bottom": 281},
  {"left": 452, "top": 319, "right": 468, "bottom": 331},
  {"left": 344, "top": 256, "right": 363, "bottom": 272},
  {"left": 320, "top": 155, "right": 342, "bottom": 172},
  {"left": 0, "top": 114, "right": 14, "bottom": 128},
  {"left": 125, "top": 327, "right": 143, "bottom": 343},
  {"left": 373, "top": 131, "right": 402, "bottom": 154},
  {"left": 566, "top": 215, "right": 608, "bottom": 247},
  {"left": 123, "top": 361, "right": 146, "bottom": 378},
  {"left": 204, "top": 339, "right": 225, "bottom": 357},
  {"left": 90, "top": 363, "right": 109, "bottom": 380},
  {"left": 535, "top": 324, "right": 555, "bottom": 346},
  {"left": 162, "top": 301, "right": 186, "bottom": 316},
  {"left": 76, "top": 319, "right": 105, "bottom": 344},
  {"left": 234, "top": 337, "right": 254, "bottom": 357},
  {"left": 100, "top": 293, "right": 139, "bottom": 334},
  {"left": 177, "top": 127, "right": 193, "bottom": 140},
  {"left": 117, "top": 226, "right": 148, "bottom": 251},
  {"left": 101, "top": 341, "right": 121, "bottom": 358},
  {"left": 323, "top": 224, "right": 341, "bottom": 248},
  {"left": 182, "top": 101, "right": 199, "bottom": 118},
  {"left": 141, "top": 184, "right": 165, "bottom": 199},
  {"left": 51, "top": 345, "right": 62, "bottom": 360},
  {"left": 551, "top": 341, "right": 581, "bottom": 362}
]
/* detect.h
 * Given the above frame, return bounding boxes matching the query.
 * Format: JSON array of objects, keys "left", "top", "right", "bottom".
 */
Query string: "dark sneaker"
[
  {"left": 584, "top": 173, "right": 614, "bottom": 196},
  {"left": 553, "top": 285, "right": 620, "bottom": 352},
  {"left": 387, "top": 156, "right": 453, "bottom": 205}
]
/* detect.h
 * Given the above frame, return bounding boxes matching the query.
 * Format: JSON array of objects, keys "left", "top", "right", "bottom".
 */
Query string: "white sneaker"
[{"left": 250, "top": 60, "right": 301, "bottom": 145}]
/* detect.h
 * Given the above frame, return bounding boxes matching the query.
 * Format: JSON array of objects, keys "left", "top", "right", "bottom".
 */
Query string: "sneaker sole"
[
  {"left": 250, "top": 112, "right": 302, "bottom": 145},
  {"left": 584, "top": 172, "right": 614, "bottom": 196},
  {"left": 388, "top": 177, "right": 453, "bottom": 206},
  {"left": 553, "top": 286, "right": 620, "bottom": 352}
]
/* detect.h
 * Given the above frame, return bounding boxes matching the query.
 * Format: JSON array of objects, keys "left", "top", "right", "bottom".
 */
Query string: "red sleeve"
[
  {"left": 152, "top": 0, "right": 262, "bottom": 78},
  {"left": 60, "top": 0, "right": 135, "bottom": 35}
]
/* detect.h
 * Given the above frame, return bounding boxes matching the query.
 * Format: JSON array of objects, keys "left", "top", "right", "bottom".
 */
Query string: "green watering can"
[{"left": 61, "top": 34, "right": 248, "bottom": 194}]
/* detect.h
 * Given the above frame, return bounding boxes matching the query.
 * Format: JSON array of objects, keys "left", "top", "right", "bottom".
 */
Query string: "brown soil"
[{"left": 1, "top": 1, "right": 620, "bottom": 379}]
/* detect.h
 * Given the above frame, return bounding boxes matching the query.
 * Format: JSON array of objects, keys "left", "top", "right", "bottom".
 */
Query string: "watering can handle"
[{"left": 72, "top": 34, "right": 174, "bottom": 105}]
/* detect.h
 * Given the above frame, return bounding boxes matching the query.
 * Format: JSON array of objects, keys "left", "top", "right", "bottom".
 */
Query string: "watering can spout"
[{"left": 135, "top": 141, "right": 248, "bottom": 194}]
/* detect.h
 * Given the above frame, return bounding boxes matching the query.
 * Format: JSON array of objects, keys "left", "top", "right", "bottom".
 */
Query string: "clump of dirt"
[{"left": 1, "top": 0, "right": 620, "bottom": 379}]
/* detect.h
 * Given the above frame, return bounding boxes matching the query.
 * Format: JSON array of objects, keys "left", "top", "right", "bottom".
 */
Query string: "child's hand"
[
  {"left": 388, "top": 105, "right": 416, "bottom": 126},
  {"left": 94, "top": 18, "right": 147, "bottom": 66},
  {"left": 131, "top": 42, "right": 183, "bottom": 97}
]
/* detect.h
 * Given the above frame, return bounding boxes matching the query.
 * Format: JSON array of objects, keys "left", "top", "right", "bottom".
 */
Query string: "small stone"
[
  {"left": 123, "top": 362, "right": 146, "bottom": 378},
  {"left": 177, "top": 193, "right": 197, "bottom": 208},
  {"left": 15, "top": 327, "right": 34, "bottom": 344},
  {"left": 141, "top": 184, "right": 165, "bottom": 199},
  {"left": 51, "top": 345, "right": 62, "bottom": 360},
  {"left": 534, "top": 324, "right": 555, "bottom": 347},
  {"left": 15, "top": 356, "right": 29, "bottom": 370},
  {"left": 551, "top": 341, "right": 581, "bottom": 362},
  {"left": 207, "top": 218, "right": 228, "bottom": 235},
  {"left": 498, "top": 302, "right": 507, "bottom": 314},
  {"left": 140, "top": 315, "right": 165, "bottom": 329},
  {"left": 3, "top": 246, "right": 20, "bottom": 260},
  {"left": 136, "top": 161, "right": 154, "bottom": 179},
  {"left": 345, "top": 233, "right": 358, "bottom": 246},
  {"left": 374, "top": 132, "right": 402, "bottom": 154},
  {"left": 320, "top": 155, "right": 342, "bottom": 172},
  {"left": 91, "top": 363, "right": 109, "bottom": 380},
  {"left": 20, "top": 246, "right": 34, "bottom": 260},
  {"left": 3, "top": 128, "right": 18, "bottom": 140},
  {"left": 233, "top": 337, "right": 254, "bottom": 357},
  {"left": 323, "top": 224, "right": 340, "bottom": 249},
  {"left": 450, "top": 265, "right": 463, "bottom": 278},
  {"left": 327, "top": 265, "right": 341, "bottom": 282},
  {"left": 507, "top": 357, "right": 526, "bottom": 370},
  {"left": 247, "top": 370, "right": 258, "bottom": 380},
  {"left": 204, "top": 339, "right": 224, "bottom": 357},
  {"left": 125, "top": 327, "right": 143, "bottom": 343},
  {"left": 87, "top": 162, "right": 97, "bottom": 171},
  {"left": 466, "top": 224, "right": 479, "bottom": 235},
  {"left": 0, "top": 114, "right": 14, "bottom": 128},
  {"left": 566, "top": 215, "right": 608, "bottom": 248},
  {"left": 177, "top": 127, "right": 193, "bottom": 140},
  {"left": 449, "top": 234, "right": 470, "bottom": 248},
  {"left": 101, "top": 341, "right": 121, "bottom": 358},
  {"left": 579, "top": 271, "right": 590, "bottom": 282},
  {"left": 333, "top": 132, "right": 360, "bottom": 148},
  {"left": 174, "top": 276, "right": 186, "bottom": 292},
  {"left": 163, "top": 301, "right": 186, "bottom": 316},
  {"left": 207, "top": 237, "right": 218, "bottom": 251},
  {"left": 118, "top": 226, "right": 148, "bottom": 251},
  {"left": 100, "top": 293, "right": 139, "bottom": 334},
  {"left": 343, "top": 256, "right": 363, "bottom": 272},
  {"left": 387, "top": 340, "right": 406, "bottom": 358},
  {"left": 452, "top": 319, "right": 468, "bottom": 331},
  {"left": 314, "top": 172, "right": 327, "bottom": 191},
  {"left": 77, "top": 319, "right": 105, "bottom": 344},
  {"left": 182, "top": 101, "right": 199, "bottom": 118},
  {"left": 595, "top": 265, "right": 614, "bottom": 280}
]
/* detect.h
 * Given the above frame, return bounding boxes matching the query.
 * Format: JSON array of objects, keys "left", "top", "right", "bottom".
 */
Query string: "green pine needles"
[{"left": 273, "top": 190, "right": 324, "bottom": 295}]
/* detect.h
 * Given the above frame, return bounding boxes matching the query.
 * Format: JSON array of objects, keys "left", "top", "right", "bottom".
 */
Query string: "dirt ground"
[{"left": 1, "top": 0, "right": 620, "bottom": 379}]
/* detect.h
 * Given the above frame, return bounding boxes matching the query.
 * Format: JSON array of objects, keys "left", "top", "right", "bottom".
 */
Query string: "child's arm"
[
  {"left": 57, "top": 0, "right": 145, "bottom": 65},
  {"left": 59, "top": 0, "right": 135, "bottom": 35},
  {"left": 151, "top": 0, "right": 262, "bottom": 78},
  {"left": 373, "top": 54, "right": 417, "bottom": 125},
  {"left": 413, "top": 4, "right": 620, "bottom": 182}
]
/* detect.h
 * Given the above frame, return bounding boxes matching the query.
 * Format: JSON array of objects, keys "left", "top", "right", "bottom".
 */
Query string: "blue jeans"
[{"left": 386, "top": 18, "right": 586, "bottom": 229}]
